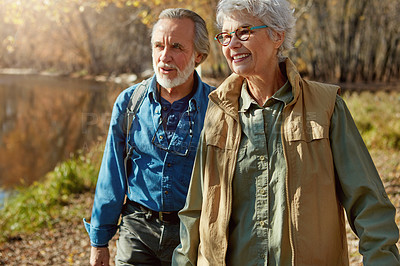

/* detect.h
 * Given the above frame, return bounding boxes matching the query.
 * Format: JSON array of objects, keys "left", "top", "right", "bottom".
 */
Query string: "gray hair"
[
  {"left": 152, "top": 8, "right": 210, "bottom": 67},
  {"left": 216, "top": 0, "right": 296, "bottom": 61}
]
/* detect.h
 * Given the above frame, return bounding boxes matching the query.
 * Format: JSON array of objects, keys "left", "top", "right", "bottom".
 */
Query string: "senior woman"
[{"left": 172, "top": 0, "right": 400, "bottom": 265}]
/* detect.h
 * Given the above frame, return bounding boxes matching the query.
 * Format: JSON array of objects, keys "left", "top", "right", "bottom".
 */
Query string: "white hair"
[
  {"left": 152, "top": 8, "right": 210, "bottom": 67},
  {"left": 216, "top": 0, "right": 296, "bottom": 61}
]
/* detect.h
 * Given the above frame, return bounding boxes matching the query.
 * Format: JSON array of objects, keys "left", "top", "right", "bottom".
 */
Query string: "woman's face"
[{"left": 221, "top": 13, "right": 282, "bottom": 78}]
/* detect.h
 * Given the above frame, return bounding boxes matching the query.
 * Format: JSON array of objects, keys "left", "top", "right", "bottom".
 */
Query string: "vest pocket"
[
  {"left": 285, "top": 121, "right": 329, "bottom": 142},
  {"left": 205, "top": 132, "right": 233, "bottom": 150}
]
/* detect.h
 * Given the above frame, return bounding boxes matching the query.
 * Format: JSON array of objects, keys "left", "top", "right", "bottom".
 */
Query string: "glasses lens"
[
  {"left": 216, "top": 33, "right": 231, "bottom": 46},
  {"left": 236, "top": 27, "right": 251, "bottom": 41}
]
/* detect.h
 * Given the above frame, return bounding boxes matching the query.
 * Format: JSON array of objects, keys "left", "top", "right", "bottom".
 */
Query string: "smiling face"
[
  {"left": 152, "top": 18, "right": 202, "bottom": 89},
  {"left": 221, "top": 13, "right": 283, "bottom": 79}
]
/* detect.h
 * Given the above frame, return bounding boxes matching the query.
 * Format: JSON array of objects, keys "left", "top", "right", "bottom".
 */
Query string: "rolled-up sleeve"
[{"left": 330, "top": 95, "right": 400, "bottom": 265}]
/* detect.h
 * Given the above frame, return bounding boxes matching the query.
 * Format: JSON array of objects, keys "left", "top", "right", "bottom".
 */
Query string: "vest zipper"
[{"left": 281, "top": 108, "right": 295, "bottom": 266}]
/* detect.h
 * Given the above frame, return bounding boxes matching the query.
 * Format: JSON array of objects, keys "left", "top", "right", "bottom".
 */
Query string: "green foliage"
[
  {"left": 343, "top": 91, "right": 400, "bottom": 150},
  {"left": 0, "top": 147, "right": 102, "bottom": 243}
]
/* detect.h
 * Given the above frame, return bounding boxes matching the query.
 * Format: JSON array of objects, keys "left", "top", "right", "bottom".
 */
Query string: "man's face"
[{"left": 152, "top": 18, "right": 202, "bottom": 89}]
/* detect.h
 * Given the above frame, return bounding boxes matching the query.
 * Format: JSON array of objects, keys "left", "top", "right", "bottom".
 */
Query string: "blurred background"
[{"left": 0, "top": 0, "right": 398, "bottom": 81}]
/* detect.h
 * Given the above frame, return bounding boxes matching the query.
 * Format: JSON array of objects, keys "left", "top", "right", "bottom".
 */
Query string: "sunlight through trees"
[{"left": 0, "top": 0, "right": 399, "bottom": 82}]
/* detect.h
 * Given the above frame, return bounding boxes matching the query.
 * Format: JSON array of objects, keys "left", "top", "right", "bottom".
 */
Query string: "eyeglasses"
[
  {"left": 151, "top": 111, "right": 193, "bottom": 157},
  {"left": 214, "top": 25, "right": 269, "bottom": 46}
]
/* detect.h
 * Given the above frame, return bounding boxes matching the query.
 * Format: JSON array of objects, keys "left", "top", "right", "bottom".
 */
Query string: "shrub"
[{"left": 0, "top": 147, "right": 102, "bottom": 242}]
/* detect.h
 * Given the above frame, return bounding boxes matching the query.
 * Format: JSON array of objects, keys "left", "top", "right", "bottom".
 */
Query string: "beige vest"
[{"left": 197, "top": 59, "right": 348, "bottom": 265}]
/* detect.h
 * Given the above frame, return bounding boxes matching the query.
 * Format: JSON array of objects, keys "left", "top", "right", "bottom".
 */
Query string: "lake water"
[
  {"left": 0, "top": 73, "right": 125, "bottom": 189},
  {"left": 0, "top": 188, "right": 9, "bottom": 208}
]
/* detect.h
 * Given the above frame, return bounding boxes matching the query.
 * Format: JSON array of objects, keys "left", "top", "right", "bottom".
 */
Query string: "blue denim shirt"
[{"left": 84, "top": 72, "right": 213, "bottom": 247}]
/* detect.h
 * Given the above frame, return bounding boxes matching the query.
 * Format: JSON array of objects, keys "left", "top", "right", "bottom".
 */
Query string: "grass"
[
  {"left": 0, "top": 147, "right": 102, "bottom": 242},
  {"left": 343, "top": 91, "right": 400, "bottom": 150},
  {"left": 0, "top": 90, "right": 399, "bottom": 244}
]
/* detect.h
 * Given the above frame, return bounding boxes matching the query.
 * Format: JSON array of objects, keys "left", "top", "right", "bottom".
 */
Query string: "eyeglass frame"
[
  {"left": 214, "top": 25, "right": 269, "bottom": 46},
  {"left": 151, "top": 109, "right": 193, "bottom": 157}
]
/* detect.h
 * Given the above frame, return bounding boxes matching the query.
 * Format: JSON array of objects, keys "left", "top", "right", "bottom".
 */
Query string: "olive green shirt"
[{"left": 227, "top": 80, "right": 293, "bottom": 266}]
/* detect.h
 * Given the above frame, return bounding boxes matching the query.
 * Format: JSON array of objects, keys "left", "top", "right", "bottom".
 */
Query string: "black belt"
[{"left": 127, "top": 199, "right": 180, "bottom": 224}]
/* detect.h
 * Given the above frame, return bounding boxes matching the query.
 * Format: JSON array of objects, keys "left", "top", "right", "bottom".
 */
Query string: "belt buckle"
[{"left": 159, "top": 212, "right": 164, "bottom": 222}]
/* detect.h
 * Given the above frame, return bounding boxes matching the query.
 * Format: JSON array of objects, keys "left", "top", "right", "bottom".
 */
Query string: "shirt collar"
[
  {"left": 272, "top": 80, "right": 293, "bottom": 106},
  {"left": 148, "top": 77, "right": 158, "bottom": 103},
  {"left": 239, "top": 80, "right": 253, "bottom": 112},
  {"left": 149, "top": 71, "right": 201, "bottom": 114},
  {"left": 239, "top": 79, "right": 293, "bottom": 112}
]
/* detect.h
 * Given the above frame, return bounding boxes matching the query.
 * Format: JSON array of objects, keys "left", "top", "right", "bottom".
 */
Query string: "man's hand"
[{"left": 90, "top": 246, "right": 110, "bottom": 266}]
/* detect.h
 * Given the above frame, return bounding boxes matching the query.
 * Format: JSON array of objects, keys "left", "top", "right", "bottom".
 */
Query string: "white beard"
[{"left": 153, "top": 53, "right": 196, "bottom": 89}]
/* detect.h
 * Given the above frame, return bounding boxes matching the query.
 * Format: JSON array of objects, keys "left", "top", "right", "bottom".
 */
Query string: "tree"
[
  {"left": 292, "top": 0, "right": 400, "bottom": 82},
  {"left": 0, "top": 0, "right": 398, "bottom": 82}
]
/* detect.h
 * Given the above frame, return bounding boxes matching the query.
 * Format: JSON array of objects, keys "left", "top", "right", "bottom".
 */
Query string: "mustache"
[{"left": 157, "top": 62, "right": 178, "bottom": 70}]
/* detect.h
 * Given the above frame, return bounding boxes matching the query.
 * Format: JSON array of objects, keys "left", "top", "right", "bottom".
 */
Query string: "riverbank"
[
  {"left": 0, "top": 192, "right": 121, "bottom": 265},
  {"left": 0, "top": 146, "right": 105, "bottom": 265},
  {"left": 0, "top": 67, "right": 148, "bottom": 87},
  {"left": 0, "top": 192, "right": 104, "bottom": 265}
]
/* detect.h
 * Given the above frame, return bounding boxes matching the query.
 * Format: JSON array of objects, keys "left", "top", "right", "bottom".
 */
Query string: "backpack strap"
[{"left": 123, "top": 78, "right": 150, "bottom": 194}]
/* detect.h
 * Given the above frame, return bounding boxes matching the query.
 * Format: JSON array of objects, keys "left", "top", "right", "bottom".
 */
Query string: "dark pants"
[{"left": 115, "top": 201, "right": 180, "bottom": 266}]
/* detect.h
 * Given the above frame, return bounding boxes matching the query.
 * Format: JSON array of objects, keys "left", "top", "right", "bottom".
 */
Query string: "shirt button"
[
  {"left": 163, "top": 106, "right": 168, "bottom": 111},
  {"left": 259, "top": 188, "right": 266, "bottom": 195},
  {"left": 165, "top": 191, "right": 169, "bottom": 195},
  {"left": 159, "top": 135, "right": 163, "bottom": 140},
  {"left": 259, "top": 220, "right": 265, "bottom": 226},
  {"left": 259, "top": 155, "right": 265, "bottom": 161},
  {"left": 167, "top": 163, "right": 172, "bottom": 167}
]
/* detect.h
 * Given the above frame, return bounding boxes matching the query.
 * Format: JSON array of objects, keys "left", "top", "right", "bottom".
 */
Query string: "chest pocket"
[
  {"left": 204, "top": 112, "right": 236, "bottom": 150},
  {"left": 206, "top": 132, "right": 230, "bottom": 149},
  {"left": 285, "top": 112, "right": 330, "bottom": 142}
]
